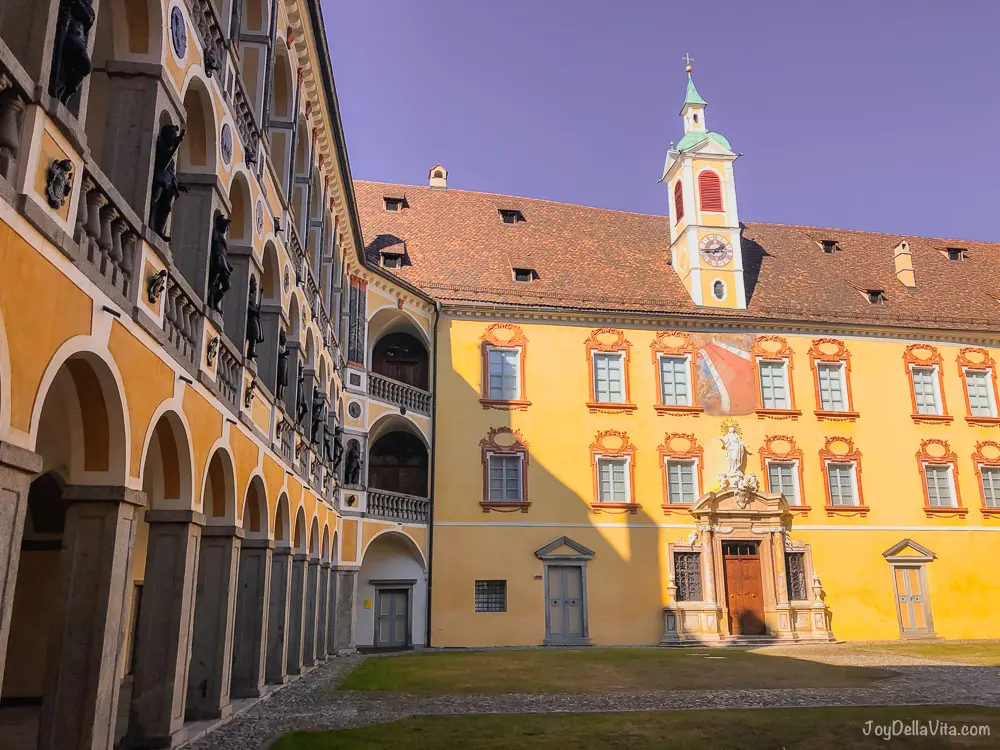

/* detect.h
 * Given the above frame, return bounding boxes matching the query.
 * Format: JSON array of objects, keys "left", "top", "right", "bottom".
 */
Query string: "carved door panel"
[
  {"left": 894, "top": 566, "right": 931, "bottom": 636},
  {"left": 723, "top": 542, "right": 766, "bottom": 636}
]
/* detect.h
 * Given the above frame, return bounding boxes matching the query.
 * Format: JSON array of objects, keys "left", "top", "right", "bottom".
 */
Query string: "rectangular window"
[
  {"left": 981, "top": 466, "right": 1000, "bottom": 508},
  {"left": 474, "top": 580, "right": 507, "bottom": 612},
  {"left": 659, "top": 356, "right": 691, "bottom": 406},
  {"left": 924, "top": 464, "right": 954, "bottom": 507},
  {"left": 966, "top": 370, "right": 995, "bottom": 417},
  {"left": 767, "top": 461, "right": 799, "bottom": 505},
  {"left": 597, "top": 458, "right": 628, "bottom": 503},
  {"left": 487, "top": 348, "right": 519, "bottom": 401},
  {"left": 666, "top": 460, "right": 696, "bottom": 504},
  {"left": 488, "top": 455, "right": 522, "bottom": 503},
  {"left": 816, "top": 362, "right": 846, "bottom": 411},
  {"left": 785, "top": 552, "right": 807, "bottom": 601},
  {"left": 827, "top": 462, "right": 857, "bottom": 506},
  {"left": 593, "top": 352, "right": 625, "bottom": 403},
  {"left": 673, "top": 551, "right": 702, "bottom": 602},
  {"left": 912, "top": 366, "right": 941, "bottom": 415},
  {"left": 758, "top": 360, "right": 789, "bottom": 410}
]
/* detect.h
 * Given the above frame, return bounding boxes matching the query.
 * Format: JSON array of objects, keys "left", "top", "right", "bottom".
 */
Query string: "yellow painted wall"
[{"left": 430, "top": 315, "right": 1000, "bottom": 645}]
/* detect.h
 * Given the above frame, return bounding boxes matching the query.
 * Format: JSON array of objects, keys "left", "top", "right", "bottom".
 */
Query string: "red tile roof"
[{"left": 353, "top": 181, "right": 1000, "bottom": 332}]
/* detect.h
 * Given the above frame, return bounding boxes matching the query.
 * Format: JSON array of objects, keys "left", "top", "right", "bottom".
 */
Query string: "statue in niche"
[
  {"left": 206, "top": 215, "right": 233, "bottom": 312},
  {"left": 149, "top": 125, "right": 188, "bottom": 241},
  {"left": 344, "top": 440, "right": 362, "bottom": 486},
  {"left": 311, "top": 387, "right": 327, "bottom": 445},
  {"left": 276, "top": 330, "right": 289, "bottom": 400},
  {"left": 295, "top": 363, "right": 308, "bottom": 423},
  {"left": 245, "top": 275, "right": 264, "bottom": 360},
  {"left": 326, "top": 426, "right": 344, "bottom": 467},
  {"left": 50, "top": 0, "right": 95, "bottom": 105}
]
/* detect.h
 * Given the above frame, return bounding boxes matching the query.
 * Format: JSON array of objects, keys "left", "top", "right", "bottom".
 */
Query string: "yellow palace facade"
[{"left": 0, "top": 0, "right": 998, "bottom": 746}]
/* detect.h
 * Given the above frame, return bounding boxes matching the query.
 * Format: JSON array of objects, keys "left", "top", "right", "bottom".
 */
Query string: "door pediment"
[
  {"left": 883, "top": 538, "right": 936, "bottom": 564},
  {"left": 535, "top": 536, "right": 595, "bottom": 561},
  {"left": 691, "top": 486, "right": 789, "bottom": 521}
]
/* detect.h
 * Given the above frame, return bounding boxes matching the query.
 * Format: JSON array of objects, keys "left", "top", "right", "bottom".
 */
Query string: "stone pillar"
[
  {"left": 300, "top": 367, "right": 317, "bottom": 434},
  {"left": 771, "top": 531, "right": 789, "bottom": 607},
  {"left": 220, "top": 243, "right": 256, "bottom": 349},
  {"left": 125, "top": 509, "right": 204, "bottom": 750},
  {"left": 171, "top": 175, "right": 225, "bottom": 300},
  {"left": 0, "top": 443, "right": 42, "bottom": 690},
  {"left": 38, "top": 485, "right": 145, "bottom": 750},
  {"left": 331, "top": 568, "right": 358, "bottom": 653},
  {"left": 286, "top": 341, "right": 302, "bottom": 424},
  {"left": 316, "top": 561, "right": 331, "bottom": 658},
  {"left": 700, "top": 527, "right": 717, "bottom": 605},
  {"left": 326, "top": 565, "right": 338, "bottom": 655},
  {"left": 265, "top": 547, "right": 292, "bottom": 684},
  {"left": 302, "top": 555, "right": 320, "bottom": 667},
  {"left": 285, "top": 552, "right": 307, "bottom": 675},
  {"left": 231, "top": 538, "right": 272, "bottom": 699},
  {"left": 185, "top": 526, "right": 242, "bottom": 722}
]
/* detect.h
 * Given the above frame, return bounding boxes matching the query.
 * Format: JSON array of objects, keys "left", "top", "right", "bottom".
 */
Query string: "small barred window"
[
  {"left": 785, "top": 552, "right": 807, "bottom": 601},
  {"left": 674, "top": 551, "right": 702, "bottom": 602},
  {"left": 474, "top": 580, "right": 507, "bottom": 612}
]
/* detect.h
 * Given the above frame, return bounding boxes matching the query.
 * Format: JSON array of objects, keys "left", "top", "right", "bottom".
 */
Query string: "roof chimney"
[
  {"left": 429, "top": 164, "right": 448, "bottom": 190},
  {"left": 893, "top": 240, "right": 915, "bottom": 288}
]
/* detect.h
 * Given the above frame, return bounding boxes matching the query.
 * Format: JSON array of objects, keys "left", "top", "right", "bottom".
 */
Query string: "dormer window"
[
  {"left": 866, "top": 289, "right": 886, "bottom": 305},
  {"left": 384, "top": 197, "right": 405, "bottom": 212},
  {"left": 821, "top": 240, "right": 840, "bottom": 254},
  {"left": 383, "top": 255, "right": 401, "bottom": 268},
  {"left": 946, "top": 247, "right": 967, "bottom": 261},
  {"left": 513, "top": 268, "right": 535, "bottom": 283},
  {"left": 499, "top": 209, "right": 524, "bottom": 225}
]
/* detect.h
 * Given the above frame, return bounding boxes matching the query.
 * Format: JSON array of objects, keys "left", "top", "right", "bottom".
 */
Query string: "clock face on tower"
[{"left": 699, "top": 234, "right": 733, "bottom": 267}]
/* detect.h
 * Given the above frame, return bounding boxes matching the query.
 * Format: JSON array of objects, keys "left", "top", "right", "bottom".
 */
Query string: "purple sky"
[{"left": 325, "top": 0, "right": 1000, "bottom": 241}]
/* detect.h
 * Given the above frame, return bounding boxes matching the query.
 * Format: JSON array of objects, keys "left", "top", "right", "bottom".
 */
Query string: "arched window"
[
  {"left": 673, "top": 180, "right": 684, "bottom": 223},
  {"left": 698, "top": 170, "right": 724, "bottom": 212}
]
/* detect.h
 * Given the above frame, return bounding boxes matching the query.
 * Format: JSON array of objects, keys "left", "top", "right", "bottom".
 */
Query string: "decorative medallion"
[
  {"left": 170, "top": 6, "right": 187, "bottom": 59},
  {"left": 220, "top": 123, "right": 233, "bottom": 165},
  {"left": 255, "top": 199, "right": 265, "bottom": 235},
  {"left": 348, "top": 401, "right": 362, "bottom": 419},
  {"left": 206, "top": 336, "right": 220, "bottom": 367},
  {"left": 244, "top": 376, "right": 257, "bottom": 409},
  {"left": 699, "top": 234, "right": 733, "bottom": 267},
  {"left": 45, "top": 159, "right": 74, "bottom": 209},
  {"left": 283, "top": 266, "right": 290, "bottom": 292},
  {"left": 147, "top": 269, "right": 167, "bottom": 303}
]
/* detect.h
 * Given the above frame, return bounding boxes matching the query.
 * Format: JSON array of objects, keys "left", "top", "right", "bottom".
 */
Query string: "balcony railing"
[
  {"left": 367, "top": 489, "right": 430, "bottom": 524},
  {"left": 368, "top": 372, "right": 431, "bottom": 416},
  {"left": 215, "top": 338, "right": 241, "bottom": 413},
  {"left": 163, "top": 272, "right": 202, "bottom": 368}
]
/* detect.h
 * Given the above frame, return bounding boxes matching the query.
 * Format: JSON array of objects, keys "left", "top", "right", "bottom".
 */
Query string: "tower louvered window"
[
  {"left": 698, "top": 171, "right": 724, "bottom": 212},
  {"left": 673, "top": 180, "right": 684, "bottom": 223}
]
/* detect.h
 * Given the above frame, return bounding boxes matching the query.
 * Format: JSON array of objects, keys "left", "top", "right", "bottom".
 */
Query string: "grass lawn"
[
  {"left": 855, "top": 641, "right": 1000, "bottom": 666},
  {"left": 339, "top": 648, "right": 893, "bottom": 694},
  {"left": 270, "top": 706, "right": 1000, "bottom": 749}
]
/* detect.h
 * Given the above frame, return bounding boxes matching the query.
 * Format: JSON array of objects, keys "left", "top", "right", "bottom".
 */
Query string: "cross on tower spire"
[{"left": 681, "top": 53, "right": 694, "bottom": 71}]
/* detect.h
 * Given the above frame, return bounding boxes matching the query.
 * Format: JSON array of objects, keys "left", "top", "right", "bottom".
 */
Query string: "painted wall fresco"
[{"left": 692, "top": 333, "right": 755, "bottom": 416}]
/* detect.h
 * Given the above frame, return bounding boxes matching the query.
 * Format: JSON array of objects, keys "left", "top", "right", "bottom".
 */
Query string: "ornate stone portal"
[{"left": 662, "top": 423, "right": 833, "bottom": 644}]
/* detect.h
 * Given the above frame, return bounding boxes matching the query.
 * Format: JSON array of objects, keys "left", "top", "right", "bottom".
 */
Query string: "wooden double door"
[
  {"left": 893, "top": 566, "right": 933, "bottom": 637},
  {"left": 545, "top": 565, "right": 586, "bottom": 643},
  {"left": 722, "top": 541, "right": 767, "bottom": 636}
]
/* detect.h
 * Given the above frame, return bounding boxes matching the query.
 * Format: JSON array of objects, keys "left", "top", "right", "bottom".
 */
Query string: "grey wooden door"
[
  {"left": 894, "top": 566, "right": 932, "bottom": 636},
  {"left": 546, "top": 565, "right": 585, "bottom": 642},
  {"left": 375, "top": 589, "right": 409, "bottom": 648}
]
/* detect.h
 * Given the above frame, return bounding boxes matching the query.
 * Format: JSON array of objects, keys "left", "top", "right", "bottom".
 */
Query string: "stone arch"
[
  {"left": 203, "top": 447, "right": 238, "bottom": 523},
  {"left": 361, "top": 529, "right": 427, "bottom": 570},
  {"left": 32, "top": 348, "right": 129, "bottom": 485},
  {"left": 292, "top": 506, "right": 307, "bottom": 552},
  {"left": 273, "top": 492, "right": 291, "bottom": 545},
  {"left": 270, "top": 38, "right": 294, "bottom": 121},
  {"left": 179, "top": 76, "right": 218, "bottom": 173},
  {"left": 288, "top": 291, "right": 301, "bottom": 338},
  {"left": 330, "top": 529, "right": 339, "bottom": 564},
  {"left": 321, "top": 525, "right": 330, "bottom": 561},
  {"left": 366, "top": 306, "right": 431, "bottom": 373},
  {"left": 139, "top": 409, "right": 195, "bottom": 511},
  {"left": 262, "top": 241, "right": 281, "bottom": 302},
  {"left": 368, "top": 412, "right": 429, "bottom": 450},
  {"left": 308, "top": 516, "right": 320, "bottom": 556},
  {"left": 229, "top": 170, "right": 253, "bottom": 243},
  {"left": 243, "top": 474, "right": 268, "bottom": 538},
  {"left": 305, "top": 328, "right": 316, "bottom": 369},
  {"left": 356, "top": 530, "right": 428, "bottom": 648}
]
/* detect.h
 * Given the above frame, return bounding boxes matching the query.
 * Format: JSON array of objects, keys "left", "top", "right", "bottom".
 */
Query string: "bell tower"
[{"left": 662, "top": 60, "right": 746, "bottom": 309}]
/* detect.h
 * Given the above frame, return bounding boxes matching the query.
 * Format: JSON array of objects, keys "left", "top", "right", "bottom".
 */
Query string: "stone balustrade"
[
  {"left": 368, "top": 372, "right": 432, "bottom": 416},
  {"left": 278, "top": 415, "right": 295, "bottom": 463},
  {"left": 216, "top": 339, "right": 241, "bottom": 412},
  {"left": 367, "top": 489, "right": 431, "bottom": 524},
  {"left": 163, "top": 272, "right": 202, "bottom": 368}
]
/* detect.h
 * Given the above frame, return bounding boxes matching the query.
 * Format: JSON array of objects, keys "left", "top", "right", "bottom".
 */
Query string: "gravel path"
[{"left": 182, "top": 650, "right": 1000, "bottom": 750}]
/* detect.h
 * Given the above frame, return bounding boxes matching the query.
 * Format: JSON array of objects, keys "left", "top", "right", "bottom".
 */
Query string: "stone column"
[
  {"left": 231, "top": 538, "right": 272, "bottom": 699},
  {"left": 38, "top": 485, "right": 145, "bottom": 750},
  {"left": 316, "top": 561, "right": 331, "bottom": 658},
  {"left": 700, "top": 527, "right": 717, "bottom": 605},
  {"left": 302, "top": 555, "right": 320, "bottom": 667},
  {"left": 185, "top": 525, "right": 242, "bottom": 721},
  {"left": 220, "top": 243, "right": 255, "bottom": 349},
  {"left": 300, "top": 367, "right": 317, "bottom": 434},
  {"left": 331, "top": 567, "right": 358, "bottom": 653},
  {"left": 171, "top": 175, "right": 224, "bottom": 300},
  {"left": 285, "top": 552, "right": 308, "bottom": 675},
  {"left": 771, "top": 531, "right": 789, "bottom": 607},
  {"left": 326, "top": 566, "right": 338, "bottom": 655},
  {"left": 286, "top": 341, "right": 302, "bottom": 424},
  {"left": 0, "top": 443, "right": 41, "bottom": 690},
  {"left": 259, "top": 303, "right": 283, "bottom": 400},
  {"left": 125, "top": 509, "right": 204, "bottom": 750},
  {"left": 265, "top": 547, "right": 292, "bottom": 684}
]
